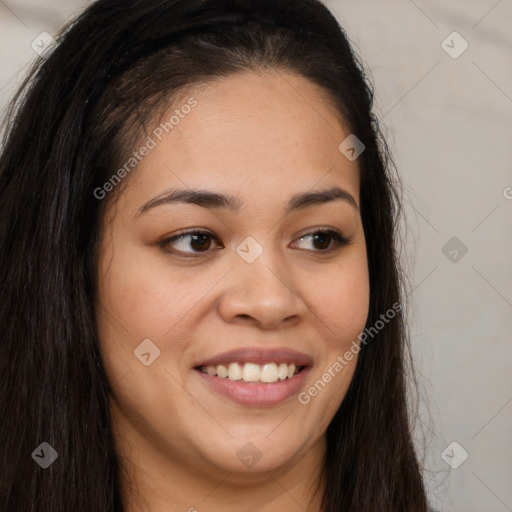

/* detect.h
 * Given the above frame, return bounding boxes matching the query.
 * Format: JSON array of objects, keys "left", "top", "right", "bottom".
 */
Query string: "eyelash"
[{"left": 159, "top": 228, "right": 352, "bottom": 258}]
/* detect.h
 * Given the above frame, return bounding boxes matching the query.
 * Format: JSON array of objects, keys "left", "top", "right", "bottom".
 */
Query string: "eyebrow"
[{"left": 135, "top": 185, "right": 359, "bottom": 217}]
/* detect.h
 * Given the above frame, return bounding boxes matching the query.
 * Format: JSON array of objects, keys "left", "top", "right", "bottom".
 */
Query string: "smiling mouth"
[{"left": 196, "top": 362, "right": 305, "bottom": 384}]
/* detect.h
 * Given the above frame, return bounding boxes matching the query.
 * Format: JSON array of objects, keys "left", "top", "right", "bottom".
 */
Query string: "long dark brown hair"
[{"left": 0, "top": 0, "right": 430, "bottom": 510}]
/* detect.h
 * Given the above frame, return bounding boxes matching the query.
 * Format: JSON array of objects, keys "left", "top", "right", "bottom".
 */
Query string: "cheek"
[
  {"left": 96, "top": 247, "right": 207, "bottom": 340},
  {"left": 296, "top": 260, "right": 368, "bottom": 432},
  {"left": 305, "top": 257, "right": 370, "bottom": 343}
]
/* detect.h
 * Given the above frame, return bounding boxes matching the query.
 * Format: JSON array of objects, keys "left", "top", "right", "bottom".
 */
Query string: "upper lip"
[{"left": 194, "top": 347, "right": 313, "bottom": 367}]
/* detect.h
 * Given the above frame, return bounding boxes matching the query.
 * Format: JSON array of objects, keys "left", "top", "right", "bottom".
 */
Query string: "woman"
[{"left": 0, "top": 0, "right": 432, "bottom": 510}]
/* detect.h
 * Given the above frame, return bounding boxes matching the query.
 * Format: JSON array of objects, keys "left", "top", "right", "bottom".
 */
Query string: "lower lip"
[{"left": 193, "top": 367, "right": 311, "bottom": 406}]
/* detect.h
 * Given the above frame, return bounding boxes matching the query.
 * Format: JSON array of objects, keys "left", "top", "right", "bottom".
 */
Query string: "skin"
[{"left": 96, "top": 68, "right": 370, "bottom": 512}]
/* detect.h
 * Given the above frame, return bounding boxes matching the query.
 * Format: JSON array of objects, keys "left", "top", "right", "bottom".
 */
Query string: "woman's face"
[{"left": 96, "top": 69, "right": 369, "bottom": 480}]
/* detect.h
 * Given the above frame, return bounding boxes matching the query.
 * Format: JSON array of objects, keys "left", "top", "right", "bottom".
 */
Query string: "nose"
[{"left": 217, "top": 251, "right": 308, "bottom": 330}]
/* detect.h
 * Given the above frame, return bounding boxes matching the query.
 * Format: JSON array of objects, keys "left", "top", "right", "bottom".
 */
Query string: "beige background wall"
[{"left": 1, "top": 1, "right": 511, "bottom": 510}]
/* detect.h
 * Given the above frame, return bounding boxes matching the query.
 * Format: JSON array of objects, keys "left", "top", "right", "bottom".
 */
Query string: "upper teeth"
[{"left": 199, "top": 362, "right": 300, "bottom": 383}]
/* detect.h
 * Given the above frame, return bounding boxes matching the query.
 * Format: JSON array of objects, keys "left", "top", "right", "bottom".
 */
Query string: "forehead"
[{"left": 118, "top": 69, "right": 360, "bottom": 213}]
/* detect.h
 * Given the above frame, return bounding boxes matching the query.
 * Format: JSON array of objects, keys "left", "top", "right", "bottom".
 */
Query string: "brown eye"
[
  {"left": 188, "top": 233, "right": 212, "bottom": 252},
  {"left": 161, "top": 231, "right": 221, "bottom": 256},
  {"left": 294, "top": 230, "right": 350, "bottom": 252},
  {"left": 311, "top": 232, "right": 332, "bottom": 250}
]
